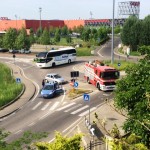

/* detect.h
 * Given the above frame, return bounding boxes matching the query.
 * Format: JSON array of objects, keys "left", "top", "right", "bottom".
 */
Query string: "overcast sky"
[{"left": 0, "top": 0, "right": 149, "bottom": 20}]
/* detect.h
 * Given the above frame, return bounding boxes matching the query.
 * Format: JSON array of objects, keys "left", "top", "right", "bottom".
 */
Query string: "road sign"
[
  {"left": 83, "top": 94, "right": 90, "bottom": 102},
  {"left": 74, "top": 82, "right": 78, "bottom": 88},
  {"left": 16, "top": 78, "right": 21, "bottom": 83},
  {"left": 118, "top": 62, "right": 121, "bottom": 66}
]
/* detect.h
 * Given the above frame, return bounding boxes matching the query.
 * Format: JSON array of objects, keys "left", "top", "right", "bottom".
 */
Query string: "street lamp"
[
  {"left": 111, "top": 0, "right": 115, "bottom": 64},
  {"left": 39, "top": 7, "right": 42, "bottom": 32}
]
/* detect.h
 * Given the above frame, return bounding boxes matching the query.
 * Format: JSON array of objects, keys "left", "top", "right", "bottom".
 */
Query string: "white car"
[{"left": 45, "top": 73, "right": 66, "bottom": 84}]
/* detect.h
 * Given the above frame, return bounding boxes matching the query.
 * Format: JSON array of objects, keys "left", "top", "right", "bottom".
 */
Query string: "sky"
[{"left": 0, "top": 0, "right": 149, "bottom": 20}]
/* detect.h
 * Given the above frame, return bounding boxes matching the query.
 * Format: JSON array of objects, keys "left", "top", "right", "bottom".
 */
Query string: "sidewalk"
[{"left": 0, "top": 63, "right": 36, "bottom": 118}]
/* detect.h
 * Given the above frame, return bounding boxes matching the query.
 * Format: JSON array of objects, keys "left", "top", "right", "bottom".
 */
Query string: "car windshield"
[
  {"left": 43, "top": 85, "right": 53, "bottom": 90},
  {"left": 100, "top": 71, "right": 119, "bottom": 80},
  {"left": 54, "top": 74, "right": 61, "bottom": 79},
  {"left": 36, "top": 52, "right": 48, "bottom": 58}
]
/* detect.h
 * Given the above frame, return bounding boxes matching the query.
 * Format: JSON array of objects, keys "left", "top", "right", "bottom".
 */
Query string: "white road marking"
[
  {"left": 32, "top": 101, "right": 43, "bottom": 110},
  {"left": 14, "top": 130, "right": 22, "bottom": 134},
  {"left": 49, "top": 102, "right": 59, "bottom": 111},
  {"left": 28, "top": 122, "right": 35, "bottom": 126},
  {"left": 78, "top": 107, "right": 97, "bottom": 117},
  {"left": 71, "top": 105, "right": 89, "bottom": 114},
  {"left": 41, "top": 102, "right": 51, "bottom": 110},
  {"left": 64, "top": 104, "right": 82, "bottom": 112},
  {"left": 39, "top": 112, "right": 51, "bottom": 120},
  {"left": 56, "top": 102, "right": 76, "bottom": 111}
]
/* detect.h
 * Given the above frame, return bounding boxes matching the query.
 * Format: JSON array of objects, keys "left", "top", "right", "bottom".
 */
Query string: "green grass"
[
  {"left": 0, "top": 63, "right": 23, "bottom": 107},
  {"left": 103, "top": 60, "right": 135, "bottom": 71},
  {"left": 76, "top": 47, "right": 93, "bottom": 56}
]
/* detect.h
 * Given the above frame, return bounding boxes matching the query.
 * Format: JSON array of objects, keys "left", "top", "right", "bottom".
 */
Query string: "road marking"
[
  {"left": 41, "top": 102, "right": 51, "bottom": 110},
  {"left": 78, "top": 107, "right": 97, "bottom": 117},
  {"left": 14, "top": 130, "right": 22, "bottom": 134},
  {"left": 49, "top": 102, "right": 59, "bottom": 111},
  {"left": 28, "top": 122, "right": 35, "bottom": 126},
  {"left": 39, "top": 112, "right": 51, "bottom": 120},
  {"left": 71, "top": 105, "right": 89, "bottom": 114},
  {"left": 64, "top": 104, "right": 82, "bottom": 112},
  {"left": 56, "top": 102, "right": 76, "bottom": 111},
  {"left": 32, "top": 101, "right": 43, "bottom": 110}
]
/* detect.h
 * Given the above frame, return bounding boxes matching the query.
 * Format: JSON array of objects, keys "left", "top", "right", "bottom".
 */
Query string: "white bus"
[{"left": 35, "top": 47, "right": 76, "bottom": 68}]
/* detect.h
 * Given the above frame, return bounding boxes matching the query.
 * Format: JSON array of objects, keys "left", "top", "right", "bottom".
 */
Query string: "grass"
[
  {"left": 103, "top": 60, "right": 135, "bottom": 71},
  {"left": 68, "top": 88, "right": 92, "bottom": 99},
  {"left": 0, "top": 63, "right": 23, "bottom": 108},
  {"left": 76, "top": 47, "right": 93, "bottom": 56}
]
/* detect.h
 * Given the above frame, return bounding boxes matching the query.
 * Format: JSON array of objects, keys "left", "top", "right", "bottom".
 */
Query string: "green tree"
[
  {"left": 61, "top": 26, "right": 68, "bottom": 36},
  {"left": 140, "top": 15, "right": 150, "bottom": 46},
  {"left": 54, "top": 28, "right": 61, "bottom": 42},
  {"left": 3, "top": 28, "right": 17, "bottom": 49},
  {"left": 114, "top": 25, "right": 121, "bottom": 34},
  {"left": 121, "top": 16, "right": 139, "bottom": 50},
  {"left": 29, "top": 28, "right": 35, "bottom": 44},
  {"left": 66, "top": 34, "right": 72, "bottom": 43},
  {"left": 35, "top": 131, "right": 83, "bottom": 150},
  {"left": 40, "top": 28, "right": 50, "bottom": 45},
  {"left": 15, "top": 27, "right": 30, "bottom": 50},
  {"left": 114, "top": 50, "right": 150, "bottom": 147}
]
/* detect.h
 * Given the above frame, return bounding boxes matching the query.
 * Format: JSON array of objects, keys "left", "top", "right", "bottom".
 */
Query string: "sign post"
[
  {"left": 83, "top": 93, "right": 90, "bottom": 124},
  {"left": 13, "top": 54, "right": 16, "bottom": 65}
]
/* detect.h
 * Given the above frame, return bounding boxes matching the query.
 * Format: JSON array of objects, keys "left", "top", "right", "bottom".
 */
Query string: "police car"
[{"left": 40, "top": 82, "right": 63, "bottom": 98}]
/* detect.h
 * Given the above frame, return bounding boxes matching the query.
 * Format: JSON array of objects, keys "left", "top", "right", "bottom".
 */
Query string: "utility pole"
[
  {"left": 39, "top": 7, "right": 42, "bottom": 33},
  {"left": 111, "top": 0, "right": 115, "bottom": 64}
]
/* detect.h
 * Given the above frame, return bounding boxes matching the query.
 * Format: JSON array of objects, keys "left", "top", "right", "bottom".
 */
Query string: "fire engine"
[{"left": 84, "top": 60, "right": 120, "bottom": 91}]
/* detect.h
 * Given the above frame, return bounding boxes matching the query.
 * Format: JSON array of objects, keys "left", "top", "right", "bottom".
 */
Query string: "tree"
[
  {"left": 40, "top": 28, "right": 50, "bottom": 45},
  {"left": 15, "top": 27, "right": 30, "bottom": 50},
  {"left": 3, "top": 28, "right": 17, "bottom": 49},
  {"left": 61, "top": 26, "right": 68, "bottom": 36},
  {"left": 121, "top": 16, "right": 138, "bottom": 50},
  {"left": 54, "top": 28, "right": 61, "bottom": 42},
  {"left": 35, "top": 131, "right": 83, "bottom": 150},
  {"left": 29, "top": 28, "right": 35, "bottom": 44},
  {"left": 114, "top": 50, "right": 150, "bottom": 147}
]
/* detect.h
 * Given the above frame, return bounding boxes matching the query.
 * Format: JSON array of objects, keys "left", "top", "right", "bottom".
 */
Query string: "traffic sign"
[
  {"left": 74, "top": 82, "right": 78, "bottom": 88},
  {"left": 118, "top": 62, "right": 121, "bottom": 66},
  {"left": 16, "top": 78, "right": 21, "bottom": 83},
  {"left": 83, "top": 94, "right": 90, "bottom": 102}
]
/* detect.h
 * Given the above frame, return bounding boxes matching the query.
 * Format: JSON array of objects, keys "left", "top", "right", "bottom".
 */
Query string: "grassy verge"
[
  {"left": 103, "top": 60, "right": 135, "bottom": 71},
  {"left": 76, "top": 47, "right": 93, "bottom": 56},
  {"left": 0, "top": 63, "right": 23, "bottom": 107},
  {"left": 68, "top": 88, "right": 92, "bottom": 99}
]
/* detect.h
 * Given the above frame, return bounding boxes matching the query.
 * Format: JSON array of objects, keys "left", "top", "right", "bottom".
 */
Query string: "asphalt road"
[{"left": 0, "top": 40, "right": 118, "bottom": 142}]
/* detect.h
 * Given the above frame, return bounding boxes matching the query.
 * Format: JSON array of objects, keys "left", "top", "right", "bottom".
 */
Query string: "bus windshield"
[
  {"left": 36, "top": 58, "right": 53, "bottom": 63},
  {"left": 36, "top": 52, "right": 48, "bottom": 58},
  {"left": 100, "top": 71, "right": 120, "bottom": 80}
]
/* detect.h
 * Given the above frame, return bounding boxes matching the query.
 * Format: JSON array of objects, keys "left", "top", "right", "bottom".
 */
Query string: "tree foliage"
[
  {"left": 35, "top": 131, "right": 83, "bottom": 150},
  {"left": 40, "top": 28, "right": 50, "bottom": 45},
  {"left": 114, "top": 48, "right": 150, "bottom": 147}
]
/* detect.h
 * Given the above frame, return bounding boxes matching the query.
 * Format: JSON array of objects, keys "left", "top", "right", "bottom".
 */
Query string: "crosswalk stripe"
[
  {"left": 50, "top": 102, "right": 60, "bottom": 111},
  {"left": 71, "top": 105, "right": 89, "bottom": 115},
  {"left": 78, "top": 107, "right": 97, "bottom": 117},
  {"left": 56, "top": 102, "right": 76, "bottom": 111},
  {"left": 41, "top": 102, "right": 52, "bottom": 110},
  {"left": 64, "top": 104, "right": 82, "bottom": 112},
  {"left": 32, "top": 101, "right": 43, "bottom": 110}
]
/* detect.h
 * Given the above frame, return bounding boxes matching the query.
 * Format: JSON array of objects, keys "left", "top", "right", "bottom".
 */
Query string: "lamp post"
[
  {"left": 15, "top": 15, "right": 17, "bottom": 29},
  {"left": 111, "top": 0, "right": 115, "bottom": 64},
  {"left": 39, "top": 7, "right": 42, "bottom": 33}
]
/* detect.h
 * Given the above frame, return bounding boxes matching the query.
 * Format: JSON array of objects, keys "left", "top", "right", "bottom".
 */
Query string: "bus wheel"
[
  {"left": 87, "top": 77, "right": 90, "bottom": 84},
  {"left": 68, "top": 59, "right": 71, "bottom": 64},
  {"left": 52, "top": 63, "right": 55, "bottom": 67},
  {"left": 97, "top": 83, "right": 101, "bottom": 91}
]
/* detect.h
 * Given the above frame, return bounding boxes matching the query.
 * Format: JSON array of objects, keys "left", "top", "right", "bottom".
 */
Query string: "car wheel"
[
  {"left": 52, "top": 63, "right": 55, "bottom": 67},
  {"left": 97, "top": 83, "right": 101, "bottom": 91},
  {"left": 87, "top": 77, "right": 90, "bottom": 84},
  {"left": 68, "top": 59, "right": 71, "bottom": 64}
]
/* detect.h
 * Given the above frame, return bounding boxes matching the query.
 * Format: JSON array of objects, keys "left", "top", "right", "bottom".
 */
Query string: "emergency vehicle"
[{"left": 84, "top": 60, "right": 120, "bottom": 91}]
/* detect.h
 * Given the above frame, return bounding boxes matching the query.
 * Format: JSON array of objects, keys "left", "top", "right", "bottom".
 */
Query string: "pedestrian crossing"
[{"left": 31, "top": 101, "right": 97, "bottom": 117}]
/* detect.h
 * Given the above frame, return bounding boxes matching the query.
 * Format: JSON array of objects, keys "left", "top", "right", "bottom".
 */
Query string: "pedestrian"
[{"left": 42, "top": 79, "right": 45, "bottom": 87}]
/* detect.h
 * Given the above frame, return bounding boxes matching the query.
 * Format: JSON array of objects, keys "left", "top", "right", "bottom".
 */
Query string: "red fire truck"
[{"left": 84, "top": 60, "right": 120, "bottom": 91}]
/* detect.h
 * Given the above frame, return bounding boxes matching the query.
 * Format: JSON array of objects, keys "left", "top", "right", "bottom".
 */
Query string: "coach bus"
[{"left": 35, "top": 47, "right": 76, "bottom": 68}]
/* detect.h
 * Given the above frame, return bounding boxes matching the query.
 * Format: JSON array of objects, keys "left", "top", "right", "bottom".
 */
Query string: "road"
[{"left": 0, "top": 39, "right": 120, "bottom": 142}]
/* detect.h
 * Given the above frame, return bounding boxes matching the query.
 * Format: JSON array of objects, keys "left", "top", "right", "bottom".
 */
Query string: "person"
[{"left": 42, "top": 79, "right": 45, "bottom": 87}]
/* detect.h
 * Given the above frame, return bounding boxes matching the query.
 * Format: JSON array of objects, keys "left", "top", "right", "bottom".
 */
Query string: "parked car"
[
  {"left": 9, "top": 49, "right": 19, "bottom": 53},
  {"left": 45, "top": 73, "right": 66, "bottom": 84},
  {"left": 40, "top": 82, "right": 63, "bottom": 98},
  {"left": 19, "top": 49, "right": 31, "bottom": 54},
  {"left": 0, "top": 48, "right": 9, "bottom": 52}
]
